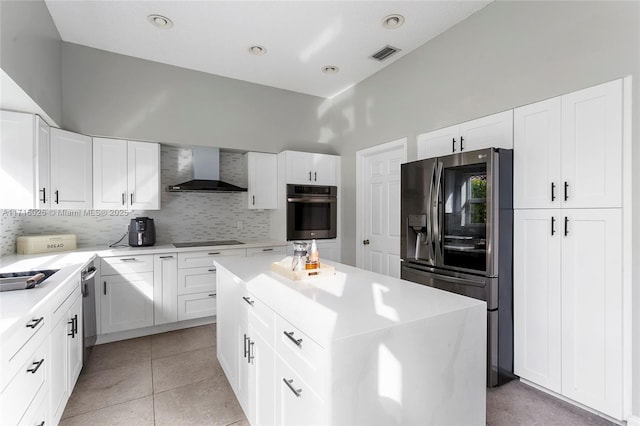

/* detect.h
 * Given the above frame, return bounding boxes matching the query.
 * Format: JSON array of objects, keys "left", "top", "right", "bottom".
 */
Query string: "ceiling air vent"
[{"left": 370, "top": 45, "right": 401, "bottom": 61}]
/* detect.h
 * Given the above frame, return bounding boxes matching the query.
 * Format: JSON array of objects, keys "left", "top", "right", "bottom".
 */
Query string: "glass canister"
[{"left": 291, "top": 241, "right": 308, "bottom": 271}]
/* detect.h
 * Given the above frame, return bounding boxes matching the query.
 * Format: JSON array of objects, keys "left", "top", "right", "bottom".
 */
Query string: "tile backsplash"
[{"left": 0, "top": 146, "right": 269, "bottom": 256}]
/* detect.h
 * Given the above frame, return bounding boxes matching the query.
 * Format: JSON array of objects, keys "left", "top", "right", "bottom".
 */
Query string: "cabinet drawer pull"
[
  {"left": 551, "top": 182, "right": 556, "bottom": 202},
  {"left": 38, "top": 421, "right": 45, "bottom": 426},
  {"left": 564, "top": 181, "right": 569, "bottom": 201},
  {"left": 131, "top": 192, "right": 134, "bottom": 205},
  {"left": 284, "top": 331, "right": 303, "bottom": 347},
  {"left": 122, "top": 192, "right": 126, "bottom": 206},
  {"left": 54, "top": 190, "right": 59, "bottom": 204},
  {"left": 40, "top": 187, "right": 47, "bottom": 203},
  {"left": 282, "top": 378, "right": 302, "bottom": 397},
  {"left": 208, "top": 268, "right": 216, "bottom": 272},
  {"left": 308, "top": 171, "right": 312, "bottom": 181},
  {"left": 314, "top": 171, "right": 317, "bottom": 181},
  {"left": 551, "top": 217, "right": 556, "bottom": 236},
  {"left": 27, "top": 359, "right": 44, "bottom": 374},
  {"left": 262, "top": 248, "right": 273, "bottom": 252},
  {"left": 460, "top": 136, "right": 465, "bottom": 151},
  {"left": 452, "top": 138, "right": 456, "bottom": 153},
  {"left": 104, "top": 281, "right": 107, "bottom": 295},
  {"left": 208, "top": 252, "right": 221, "bottom": 256},
  {"left": 564, "top": 216, "right": 569, "bottom": 236},
  {"left": 159, "top": 255, "right": 174, "bottom": 259},
  {"left": 242, "top": 296, "right": 254, "bottom": 306},
  {"left": 120, "top": 257, "right": 137, "bottom": 262},
  {"left": 26, "top": 317, "right": 44, "bottom": 329},
  {"left": 252, "top": 195, "right": 255, "bottom": 205},
  {"left": 208, "top": 293, "right": 216, "bottom": 297}
]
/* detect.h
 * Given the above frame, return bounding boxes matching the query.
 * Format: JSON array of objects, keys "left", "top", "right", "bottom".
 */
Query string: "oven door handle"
[{"left": 287, "top": 197, "right": 337, "bottom": 203}]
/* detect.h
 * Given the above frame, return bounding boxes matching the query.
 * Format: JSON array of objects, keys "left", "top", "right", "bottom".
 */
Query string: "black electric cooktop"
[{"left": 173, "top": 240, "right": 244, "bottom": 248}]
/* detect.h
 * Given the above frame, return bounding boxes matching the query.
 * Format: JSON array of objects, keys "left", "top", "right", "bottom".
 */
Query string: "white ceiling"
[{"left": 45, "top": 1, "right": 491, "bottom": 99}]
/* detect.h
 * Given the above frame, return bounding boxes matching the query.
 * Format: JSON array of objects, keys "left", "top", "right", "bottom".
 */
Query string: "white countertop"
[
  {"left": 0, "top": 239, "right": 287, "bottom": 338},
  {"left": 214, "top": 255, "right": 486, "bottom": 347}
]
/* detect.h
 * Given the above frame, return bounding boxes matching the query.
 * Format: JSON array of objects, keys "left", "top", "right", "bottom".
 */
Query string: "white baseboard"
[
  {"left": 627, "top": 415, "right": 640, "bottom": 426},
  {"left": 96, "top": 316, "right": 215, "bottom": 344}
]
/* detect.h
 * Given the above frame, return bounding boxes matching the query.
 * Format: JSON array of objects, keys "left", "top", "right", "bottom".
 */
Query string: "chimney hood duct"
[{"left": 167, "top": 147, "right": 247, "bottom": 193}]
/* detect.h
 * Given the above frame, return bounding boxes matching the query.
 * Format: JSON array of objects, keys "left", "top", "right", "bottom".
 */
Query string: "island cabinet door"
[
  {"left": 248, "top": 322, "right": 276, "bottom": 426},
  {"left": 275, "top": 357, "right": 326, "bottom": 425},
  {"left": 216, "top": 267, "right": 240, "bottom": 389}
]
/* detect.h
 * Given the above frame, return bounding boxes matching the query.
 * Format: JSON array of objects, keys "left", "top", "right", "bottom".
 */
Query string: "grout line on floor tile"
[
  {"left": 152, "top": 376, "right": 216, "bottom": 397},
  {"left": 150, "top": 344, "right": 216, "bottom": 362},
  {"left": 62, "top": 395, "right": 152, "bottom": 423}
]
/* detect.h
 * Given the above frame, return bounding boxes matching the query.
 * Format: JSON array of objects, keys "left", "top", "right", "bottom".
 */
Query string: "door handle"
[
  {"left": 103, "top": 281, "right": 107, "bottom": 295},
  {"left": 40, "top": 187, "right": 47, "bottom": 203},
  {"left": 314, "top": 172, "right": 317, "bottom": 181},
  {"left": 122, "top": 192, "right": 126, "bottom": 206},
  {"left": 564, "top": 216, "right": 569, "bottom": 236},
  {"left": 551, "top": 217, "right": 556, "bottom": 236},
  {"left": 460, "top": 136, "right": 464, "bottom": 151},
  {"left": 308, "top": 171, "right": 312, "bottom": 181},
  {"left": 363, "top": 239, "right": 370, "bottom": 245},
  {"left": 131, "top": 192, "right": 134, "bottom": 205},
  {"left": 452, "top": 138, "right": 456, "bottom": 153},
  {"left": 252, "top": 195, "right": 255, "bottom": 205},
  {"left": 243, "top": 334, "right": 249, "bottom": 358},
  {"left": 55, "top": 190, "right": 59, "bottom": 204},
  {"left": 551, "top": 182, "right": 556, "bottom": 202},
  {"left": 564, "top": 181, "right": 569, "bottom": 201}
]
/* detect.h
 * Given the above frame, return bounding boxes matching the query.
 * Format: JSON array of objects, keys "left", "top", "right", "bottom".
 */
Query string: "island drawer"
[
  {"left": 101, "top": 254, "right": 154, "bottom": 275},
  {"left": 0, "top": 336, "right": 48, "bottom": 425},
  {"left": 275, "top": 315, "right": 327, "bottom": 393},
  {"left": 178, "top": 266, "right": 216, "bottom": 295},
  {"left": 276, "top": 356, "right": 326, "bottom": 424},
  {"left": 178, "top": 249, "right": 246, "bottom": 269},
  {"left": 240, "top": 291, "right": 275, "bottom": 341}
]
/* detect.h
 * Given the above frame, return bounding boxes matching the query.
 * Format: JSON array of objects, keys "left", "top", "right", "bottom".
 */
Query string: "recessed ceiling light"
[
  {"left": 382, "top": 14, "right": 405, "bottom": 29},
  {"left": 249, "top": 45, "right": 267, "bottom": 55},
  {"left": 322, "top": 65, "right": 339, "bottom": 75},
  {"left": 148, "top": 14, "right": 173, "bottom": 29}
]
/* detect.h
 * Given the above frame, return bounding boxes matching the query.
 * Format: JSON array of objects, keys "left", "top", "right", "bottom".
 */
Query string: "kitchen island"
[{"left": 215, "top": 255, "right": 487, "bottom": 426}]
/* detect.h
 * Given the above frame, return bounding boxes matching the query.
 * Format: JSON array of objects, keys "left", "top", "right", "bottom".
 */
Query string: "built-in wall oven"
[{"left": 286, "top": 184, "right": 337, "bottom": 240}]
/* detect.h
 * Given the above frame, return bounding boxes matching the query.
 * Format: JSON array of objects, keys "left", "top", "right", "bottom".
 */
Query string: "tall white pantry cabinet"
[{"left": 513, "top": 78, "right": 630, "bottom": 421}]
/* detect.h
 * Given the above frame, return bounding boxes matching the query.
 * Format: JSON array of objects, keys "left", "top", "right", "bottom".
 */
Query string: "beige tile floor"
[
  {"left": 62, "top": 324, "right": 615, "bottom": 426},
  {"left": 61, "top": 324, "right": 248, "bottom": 426}
]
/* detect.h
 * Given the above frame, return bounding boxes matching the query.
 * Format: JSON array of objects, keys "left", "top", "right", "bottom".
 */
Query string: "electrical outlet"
[{"left": 237, "top": 221, "right": 243, "bottom": 230}]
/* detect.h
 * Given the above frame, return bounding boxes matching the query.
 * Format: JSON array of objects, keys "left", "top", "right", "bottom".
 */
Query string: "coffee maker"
[{"left": 128, "top": 217, "right": 156, "bottom": 247}]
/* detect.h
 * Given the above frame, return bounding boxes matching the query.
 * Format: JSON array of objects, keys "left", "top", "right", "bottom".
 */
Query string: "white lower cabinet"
[
  {"left": 50, "top": 284, "right": 83, "bottom": 425},
  {"left": 100, "top": 255, "right": 154, "bottom": 333},
  {"left": 154, "top": 254, "right": 178, "bottom": 325},
  {"left": 275, "top": 357, "right": 325, "bottom": 426},
  {"left": 177, "top": 292, "right": 217, "bottom": 321},
  {"left": 514, "top": 208, "right": 623, "bottom": 419}
]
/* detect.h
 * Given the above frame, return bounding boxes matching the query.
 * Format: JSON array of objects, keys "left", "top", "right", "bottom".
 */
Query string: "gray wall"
[
  {"left": 329, "top": 0, "right": 640, "bottom": 419},
  {"left": 61, "top": 43, "right": 331, "bottom": 154},
  {"left": 0, "top": 0, "right": 62, "bottom": 124}
]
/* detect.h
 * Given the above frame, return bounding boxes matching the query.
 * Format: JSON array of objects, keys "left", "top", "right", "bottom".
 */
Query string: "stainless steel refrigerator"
[{"left": 400, "top": 147, "right": 514, "bottom": 387}]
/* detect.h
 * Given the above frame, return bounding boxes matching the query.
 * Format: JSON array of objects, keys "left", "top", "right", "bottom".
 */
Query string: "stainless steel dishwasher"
[{"left": 81, "top": 262, "right": 98, "bottom": 366}]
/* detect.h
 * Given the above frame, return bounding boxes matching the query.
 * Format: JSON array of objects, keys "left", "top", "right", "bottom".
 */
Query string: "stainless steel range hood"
[{"left": 167, "top": 147, "right": 247, "bottom": 193}]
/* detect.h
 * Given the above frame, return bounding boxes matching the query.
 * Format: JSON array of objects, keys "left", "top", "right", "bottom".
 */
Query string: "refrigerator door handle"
[
  {"left": 425, "top": 161, "right": 436, "bottom": 263},
  {"left": 432, "top": 161, "right": 444, "bottom": 263}
]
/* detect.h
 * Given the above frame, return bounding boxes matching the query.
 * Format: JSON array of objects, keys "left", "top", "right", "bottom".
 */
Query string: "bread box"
[{"left": 17, "top": 234, "right": 77, "bottom": 255}]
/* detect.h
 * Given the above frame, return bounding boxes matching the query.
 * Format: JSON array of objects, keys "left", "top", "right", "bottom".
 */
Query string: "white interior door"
[{"left": 357, "top": 139, "right": 406, "bottom": 278}]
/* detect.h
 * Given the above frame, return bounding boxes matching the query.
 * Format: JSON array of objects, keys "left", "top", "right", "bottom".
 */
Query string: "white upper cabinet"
[
  {"left": 417, "top": 110, "right": 513, "bottom": 159},
  {"left": 561, "top": 80, "right": 622, "bottom": 209},
  {"left": 282, "top": 151, "right": 338, "bottom": 186},
  {"left": 93, "top": 138, "right": 160, "bottom": 210},
  {"left": 50, "top": 128, "right": 92, "bottom": 209},
  {"left": 93, "top": 137, "right": 128, "bottom": 209},
  {"left": 246, "top": 152, "right": 277, "bottom": 209},
  {"left": 128, "top": 141, "right": 160, "bottom": 210},
  {"left": 514, "top": 79, "right": 622, "bottom": 209},
  {"left": 0, "top": 111, "right": 51, "bottom": 209}
]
